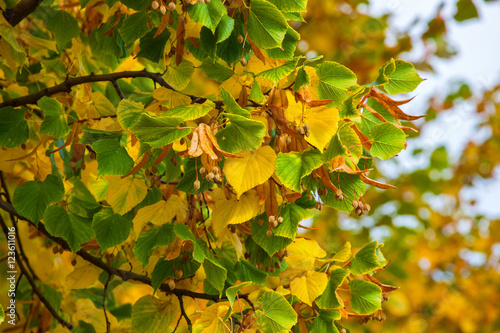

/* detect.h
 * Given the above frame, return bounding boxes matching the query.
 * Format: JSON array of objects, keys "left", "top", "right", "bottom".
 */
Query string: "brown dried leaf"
[
  {"left": 121, "top": 151, "right": 150, "bottom": 179},
  {"left": 370, "top": 88, "right": 425, "bottom": 121}
]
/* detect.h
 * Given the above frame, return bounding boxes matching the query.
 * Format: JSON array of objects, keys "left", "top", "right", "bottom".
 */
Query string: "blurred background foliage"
[{"left": 295, "top": 0, "right": 500, "bottom": 332}]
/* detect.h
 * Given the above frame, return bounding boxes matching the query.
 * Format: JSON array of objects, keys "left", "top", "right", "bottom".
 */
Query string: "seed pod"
[
  {"left": 268, "top": 215, "right": 276, "bottom": 223},
  {"left": 272, "top": 220, "right": 278, "bottom": 228},
  {"left": 230, "top": 225, "right": 236, "bottom": 233},
  {"left": 265, "top": 265, "right": 272, "bottom": 272},
  {"left": 21, "top": 143, "right": 26, "bottom": 150},
  {"left": 199, "top": 167, "right": 206, "bottom": 175},
  {"left": 168, "top": 279, "right": 176, "bottom": 290},
  {"left": 240, "top": 57, "right": 247, "bottom": 66},
  {"left": 152, "top": 166, "right": 158, "bottom": 174},
  {"left": 305, "top": 130, "right": 310, "bottom": 137},
  {"left": 352, "top": 200, "right": 359, "bottom": 209},
  {"left": 59, "top": 247, "right": 64, "bottom": 254},
  {"left": 205, "top": 0, "right": 210, "bottom": 3},
  {"left": 237, "top": 34, "right": 244, "bottom": 43},
  {"left": 214, "top": 173, "right": 220, "bottom": 181},
  {"left": 193, "top": 180, "right": 201, "bottom": 190},
  {"left": 299, "top": 126, "right": 305, "bottom": 135},
  {"left": 52, "top": 246, "right": 59, "bottom": 254},
  {"left": 257, "top": 263, "right": 263, "bottom": 270},
  {"left": 152, "top": 0, "right": 159, "bottom": 9},
  {"left": 358, "top": 201, "right": 364, "bottom": 210},
  {"left": 307, "top": 194, "right": 313, "bottom": 201},
  {"left": 270, "top": 266, "right": 275, "bottom": 273},
  {"left": 168, "top": 2, "right": 176, "bottom": 10},
  {"left": 285, "top": 136, "right": 292, "bottom": 145},
  {"left": 340, "top": 329, "right": 347, "bottom": 333},
  {"left": 81, "top": 163, "right": 86, "bottom": 170},
  {"left": 266, "top": 229, "right": 273, "bottom": 237},
  {"left": 304, "top": 123, "right": 311, "bottom": 131},
  {"left": 71, "top": 259, "right": 77, "bottom": 266},
  {"left": 90, "top": 151, "right": 97, "bottom": 160},
  {"left": 274, "top": 261, "right": 281, "bottom": 269},
  {"left": 365, "top": 203, "right": 371, "bottom": 212},
  {"left": 160, "top": 5, "right": 166, "bottom": 14},
  {"left": 355, "top": 207, "right": 363, "bottom": 216},
  {"left": 206, "top": 172, "right": 215, "bottom": 181},
  {"left": 212, "top": 166, "right": 220, "bottom": 174},
  {"left": 198, "top": 0, "right": 205, "bottom": 3},
  {"left": 315, "top": 202, "right": 323, "bottom": 210},
  {"left": 278, "top": 248, "right": 285, "bottom": 257},
  {"left": 284, "top": 249, "right": 289, "bottom": 257},
  {"left": 277, "top": 216, "right": 283, "bottom": 223},
  {"left": 109, "top": 253, "right": 115, "bottom": 260},
  {"left": 175, "top": 269, "right": 183, "bottom": 278}
]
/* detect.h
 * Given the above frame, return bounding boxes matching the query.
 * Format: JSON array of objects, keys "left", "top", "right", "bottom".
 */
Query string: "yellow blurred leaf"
[
  {"left": 223, "top": 146, "right": 276, "bottom": 198},
  {"left": 106, "top": 176, "right": 148, "bottom": 215},
  {"left": 153, "top": 87, "right": 192, "bottom": 107},
  {"left": 65, "top": 257, "right": 100, "bottom": 289},
  {"left": 133, "top": 195, "right": 187, "bottom": 236},
  {"left": 193, "top": 303, "right": 231, "bottom": 333}
]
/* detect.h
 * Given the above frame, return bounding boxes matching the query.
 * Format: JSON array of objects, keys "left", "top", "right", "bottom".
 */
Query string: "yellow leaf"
[
  {"left": 223, "top": 146, "right": 276, "bottom": 198},
  {"left": 285, "top": 238, "right": 327, "bottom": 271},
  {"left": 153, "top": 87, "right": 192, "bottom": 107},
  {"left": 304, "top": 106, "right": 339, "bottom": 151},
  {"left": 65, "top": 257, "right": 100, "bottom": 289},
  {"left": 19, "top": 31, "right": 58, "bottom": 53},
  {"left": 133, "top": 195, "right": 187, "bottom": 236},
  {"left": 211, "top": 190, "right": 260, "bottom": 237},
  {"left": 87, "top": 175, "right": 109, "bottom": 202},
  {"left": 290, "top": 271, "right": 328, "bottom": 306},
  {"left": 91, "top": 91, "right": 116, "bottom": 116},
  {"left": 106, "top": 176, "right": 148, "bottom": 215},
  {"left": 220, "top": 74, "right": 253, "bottom": 98},
  {"left": 284, "top": 90, "right": 304, "bottom": 123},
  {"left": 193, "top": 303, "right": 231, "bottom": 333}
]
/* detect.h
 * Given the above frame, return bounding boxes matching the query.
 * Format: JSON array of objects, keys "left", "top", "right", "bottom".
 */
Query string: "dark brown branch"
[
  {"left": 176, "top": 295, "right": 192, "bottom": 328},
  {"left": 0, "top": 214, "right": 73, "bottom": 330},
  {"left": 2, "top": 0, "right": 43, "bottom": 27},
  {"left": 0, "top": 70, "right": 207, "bottom": 109},
  {"left": 103, "top": 274, "right": 112, "bottom": 333},
  {"left": 0, "top": 199, "right": 249, "bottom": 305},
  {"left": 111, "top": 80, "right": 125, "bottom": 100}
]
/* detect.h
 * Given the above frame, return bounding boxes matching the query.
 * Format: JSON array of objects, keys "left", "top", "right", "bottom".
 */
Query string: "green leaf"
[
  {"left": 273, "top": 203, "right": 312, "bottom": 240},
  {"left": 137, "top": 29, "right": 171, "bottom": 63},
  {"left": 117, "top": 99, "right": 145, "bottom": 129},
  {"left": 322, "top": 172, "right": 366, "bottom": 213},
  {"left": 133, "top": 223, "right": 176, "bottom": 268},
  {"left": 247, "top": 0, "right": 288, "bottom": 49},
  {"left": 67, "top": 178, "right": 101, "bottom": 219},
  {"left": 257, "top": 59, "right": 298, "bottom": 84},
  {"left": 317, "top": 61, "right": 358, "bottom": 107},
  {"left": 454, "top": 0, "right": 479, "bottom": 22},
  {"left": 0, "top": 107, "right": 29, "bottom": 148},
  {"left": 43, "top": 205, "right": 94, "bottom": 253},
  {"left": 283, "top": 12, "right": 305, "bottom": 22},
  {"left": 0, "top": 304, "right": 4, "bottom": 325},
  {"left": 120, "top": 0, "right": 150, "bottom": 10},
  {"left": 131, "top": 295, "right": 177, "bottom": 333},
  {"left": 360, "top": 99, "right": 395, "bottom": 133},
  {"left": 215, "top": 113, "right": 266, "bottom": 153},
  {"left": 268, "top": 0, "right": 308, "bottom": 12},
  {"left": 151, "top": 254, "right": 201, "bottom": 292},
  {"left": 217, "top": 19, "right": 249, "bottom": 66},
  {"left": 118, "top": 11, "right": 151, "bottom": 45},
  {"left": 256, "top": 291, "right": 298, "bottom": 333},
  {"left": 163, "top": 103, "right": 213, "bottom": 122},
  {"left": 92, "top": 139, "right": 134, "bottom": 176},
  {"left": 275, "top": 149, "right": 323, "bottom": 193},
  {"left": 188, "top": 0, "right": 227, "bottom": 33},
  {"left": 293, "top": 66, "right": 310, "bottom": 92},
  {"left": 324, "top": 124, "right": 362, "bottom": 166},
  {"left": 376, "top": 59, "right": 424, "bottom": 95},
  {"left": 311, "top": 311, "right": 340, "bottom": 333},
  {"left": 203, "top": 258, "right": 227, "bottom": 295},
  {"left": 176, "top": 158, "right": 213, "bottom": 195},
  {"left": 251, "top": 216, "right": 293, "bottom": 256},
  {"left": 219, "top": 87, "right": 251, "bottom": 117},
  {"left": 200, "top": 59, "right": 235, "bottom": 82},
  {"left": 215, "top": 14, "right": 234, "bottom": 43},
  {"left": 349, "top": 279, "right": 382, "bottom": 314},
  {"left": 92, "top": 208, "right": 132, "bottom": 252},
  {"left": 130, "top": 114, "right": 190, "bottom": 148},
  {"left": 164, "top": 59, "right": 194, "bottom": 91},
  {"left": 316, "top": 268, "right": 350, "bottom": 309},
  {"left": 249, "top": 81, "right": 265, "bottom": 103},
  {"left": 46, "top": 10, "right": 80, "bottom": 47},
  {"left": 0, "top": 25, "right": 23, "bottom": 53},
  {"left": 71, "top": 321, "right": 97, "bottom": 333},
  {"left": 235, "top": 260, "right": 267, "bottom": 285},
  {"left": 369, "top": 122, "right": 406, "bottom": 160},
  {"left": 350, "top": 241, "right": 382, "bottom": 275},
  {"left": 266, "top": 27, "right": 300, "bottom": 60},
  {"left": 174, "top": 224, "right": 206, "bottom": 262},
  {"left": 13, "top": 174, "right": 64, "bottom": 224},
  {"left": 79, "top": 127, "right": 123, "bottom": 145},
  {"left": 226, "top": 282, "right": 252, "bottom": 307}
]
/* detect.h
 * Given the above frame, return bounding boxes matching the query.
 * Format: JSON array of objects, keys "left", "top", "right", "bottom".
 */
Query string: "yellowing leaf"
[
  {"left": 290, "top": 271, "right": 328, "bottom": 306},
  {"left": 106, "top": 176, "right": 148, "bottom": 215},
  {"left": 211, "top": 190, "right": 260, "bottom": 237},
  {"left": 87, "top": 175, "right": 109, "bottom": 202},
  {"left": 193, "top": 303, "right": 231, "bottom": 333},
  {"left": 152, "top": 87, "right": 191, "bottom": 107},
  {"left": 65, "top": 257, "right": 100, "bottom": 289},
  {"left": 223, "top": 146, "right": 276, "bottom": 198},
  {"left": 286, "top": 238, "right": 327, "bottom": 271},
  {"left": 304, "top": 106, "right": 339, "bottom": 151},
  {"left": 133, "top": 195, "right": 187, "bottom": 236}
]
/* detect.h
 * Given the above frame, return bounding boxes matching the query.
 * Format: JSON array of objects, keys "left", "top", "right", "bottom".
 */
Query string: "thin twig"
[
  {"left": 103, "top": 273, "right": 112, "bottom": 333},
  {"left": 0, "top": 214, "right": 73, "bottom": 330},
  {"left": 176, "top": 294, "right": 192, "bottom": 328},
  {"left": 111, "top": 80, "right": 125, "bottom": 100}
]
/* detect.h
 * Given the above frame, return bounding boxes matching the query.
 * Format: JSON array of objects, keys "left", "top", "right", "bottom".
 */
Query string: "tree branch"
[
  {"left": 0, "top": 214, "right": 73, "bottom": 330},
  {"left": 0, "top": 199, "right": 249, "bottom": 305},
  {"left": 0, "top": 70, "right": 208, "bottom": 109},
  {"left": 103, "top": 274, "right": 111, "bottom": 333},
  {"left": 2, "top": 0, "right": 44, "bottom": 27}
]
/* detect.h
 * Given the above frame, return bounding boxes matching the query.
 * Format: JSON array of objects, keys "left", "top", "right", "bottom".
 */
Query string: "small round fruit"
[
  {"left": 277, "top": 216, "right": 283, "bottom": 223},
  {"left": 237, "top": 34, "right": 244, "bottom": 43},
  {"left": 268, "top": 215, "right": 276, "bottom": 223},
  {"left": 285, "top": 136, "right": 292, "bottom": 145},
  {"left": 160, "top": 5, "right": 167, "bottom": 14},
  {"left": 206, "top": 172, "right": 215, "bottom": 181},
  {"left": 240, "top": 57, "right": 247, "bottom": 66},
  {"left": 352, "top": 200, "right": 359, "bottom": 209},
  {"left": 168, "top": 2, "right": 176, "bottom": 11},
  {"left": 193, "top": 180, "right": 201, "bottom": 190},
  {"left": 71, "top": 259, "right": 77, "bottom": 266},
  {"left": 175, "top": 269, "right": 183, "bottom": 278},
  {"left": 168, "top": 279, "right": 176, "bottom": 290},
  {"left": 213, "top": 166, "right": 219, "bottom": 174},
  {"left": 355, "top": 207, "right": 363, "bottom": 216},
  {"left": 272, "top": 220, "right": 278, "bottom": 228},
  {"left": 152, "top": 1, "right": 160, "bottom": 9},
  {"left": 199, "top": 167, "right": 206, "bottom": 175},
  {"left": 266, "top": 229, "right": 273, "bottom": 237}
]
